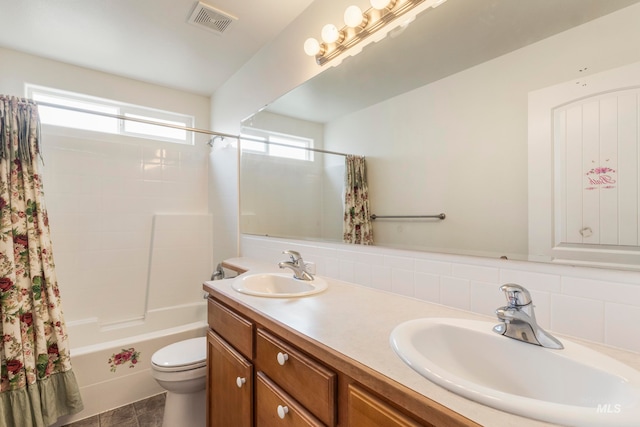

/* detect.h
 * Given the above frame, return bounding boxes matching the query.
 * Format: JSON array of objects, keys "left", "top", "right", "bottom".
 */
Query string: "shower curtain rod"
[{"left": 36, "top": 101, "right": 350, "bottom": 157}]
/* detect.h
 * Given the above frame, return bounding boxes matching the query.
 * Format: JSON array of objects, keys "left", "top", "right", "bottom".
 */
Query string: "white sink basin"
[
  {"left": 390, "top": 317, "right": 640, "bottom": 426},
  {"left": 231, "top": 273, "right": 328, "bottom": 298}
]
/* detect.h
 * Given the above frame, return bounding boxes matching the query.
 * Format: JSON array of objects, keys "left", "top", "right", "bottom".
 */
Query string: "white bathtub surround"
[
  {"left": 241, "top": 235, "right": 640, "bottom": 354},
  {"left": 42, "top": 134, "right": 211, "bottom": 328},
  {"left": 58, "top": 213, "right": 211, "bottom": 353},
  {"left": 147, "top": 214, "right": 213, "bottom": 312}
]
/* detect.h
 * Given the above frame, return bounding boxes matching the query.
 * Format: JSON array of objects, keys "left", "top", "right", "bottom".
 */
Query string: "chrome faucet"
[
  {"left": 278, "top": 250, "right": 314, "bottom": 281},
  {"left": 493, "top": 284, "right": 563, "bottom": 349}
]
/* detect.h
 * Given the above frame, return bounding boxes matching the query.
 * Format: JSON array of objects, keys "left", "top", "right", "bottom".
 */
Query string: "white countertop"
[{"left": 204, "top": 257, "right": 640, "bottom": 427}]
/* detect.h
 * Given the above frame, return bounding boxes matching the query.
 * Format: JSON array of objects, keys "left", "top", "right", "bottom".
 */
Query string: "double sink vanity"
[{"left": 202, "top": 253, "right": 640, "bottom": 426}]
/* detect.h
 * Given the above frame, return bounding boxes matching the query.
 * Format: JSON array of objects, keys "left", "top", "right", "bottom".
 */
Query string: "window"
[
  {"left": 240, "top": 127, "right": 314, "bottom": 161},
  {"left": 26, "top": 85, "right": 194, "bottom": 145}
]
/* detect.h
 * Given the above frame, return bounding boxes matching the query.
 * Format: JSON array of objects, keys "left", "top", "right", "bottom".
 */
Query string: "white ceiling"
[
  {"left": 2, "top": 0, "right": 639, "bottom": 108},
  {"left": 0, "top": 0, "right": 314, "bottom": 96}
]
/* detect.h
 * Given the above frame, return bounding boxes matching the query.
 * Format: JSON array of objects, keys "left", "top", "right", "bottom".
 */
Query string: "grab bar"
[{"left": 370, "top": 213, "right": 446, "bottom": 220}]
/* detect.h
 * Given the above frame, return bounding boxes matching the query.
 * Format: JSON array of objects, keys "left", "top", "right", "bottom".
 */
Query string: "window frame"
[
  {"left": 25, "top": 84, "right": 195, "bottom": 145},
  {"left": 240, "top": 127, "right": 315, "bottom": 161}
]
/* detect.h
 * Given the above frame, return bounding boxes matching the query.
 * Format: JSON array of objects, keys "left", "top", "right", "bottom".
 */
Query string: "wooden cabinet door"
[
  {"left": 207, "top": 330, "right": 253, "bottom": 427},
  {"left": 348, "top": 384, "right": 426, "bottom": 427}
]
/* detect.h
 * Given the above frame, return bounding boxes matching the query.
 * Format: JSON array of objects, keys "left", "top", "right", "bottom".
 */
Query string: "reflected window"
[{"left": 241, "top": 127, "right": 314, "bottom": 161}]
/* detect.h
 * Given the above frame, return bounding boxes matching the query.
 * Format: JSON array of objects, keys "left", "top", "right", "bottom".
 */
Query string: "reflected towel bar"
[{"left": 370, "top": 213, "right": 446, "bottom": 220}]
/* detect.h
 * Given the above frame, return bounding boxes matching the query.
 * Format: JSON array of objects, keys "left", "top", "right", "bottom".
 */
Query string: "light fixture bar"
[{"left": 314, "top": 0, "right": 426, "bottom": 66}]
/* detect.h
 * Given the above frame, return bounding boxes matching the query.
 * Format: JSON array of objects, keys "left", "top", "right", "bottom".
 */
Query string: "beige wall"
[{"left": 0, "top": 46, "right": 210, "bottom": 122}]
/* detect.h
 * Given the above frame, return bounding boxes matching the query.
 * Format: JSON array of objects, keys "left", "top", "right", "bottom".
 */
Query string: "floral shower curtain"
[
  {"left": 0, "top": 96, "right": 83, "bottom": 427},
  {"left": 343, "top": 155, "right": 373, "bottom": 245}
]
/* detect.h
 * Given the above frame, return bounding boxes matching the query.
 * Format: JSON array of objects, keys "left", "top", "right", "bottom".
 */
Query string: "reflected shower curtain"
[
  {"left": 0, "top": 96, "right": 83, "bottom": 427},
  {"left": 343, "top": 155, "right": 373, "bottom": 245}
]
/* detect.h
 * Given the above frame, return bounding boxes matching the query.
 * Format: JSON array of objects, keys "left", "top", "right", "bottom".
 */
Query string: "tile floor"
[{"left": 63, "top": 393, "right": 165, "bottom": 427}]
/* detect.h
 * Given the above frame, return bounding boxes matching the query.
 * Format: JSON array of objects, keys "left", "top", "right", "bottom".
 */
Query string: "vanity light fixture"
[
  {"left": 344, "top": 5, "right": 368, "bottom": 28},
  {"left": 304, "top": 0, "right": 448, "bottom": 66},
  {"left": 370, "top": 0, "right": 396, "bottom": 10},
  {"left": 321, "top": 23, "right": 343, "bottom": 44},
  {"left": 303, "top": 38, "right": 324, "bottom": 56}
]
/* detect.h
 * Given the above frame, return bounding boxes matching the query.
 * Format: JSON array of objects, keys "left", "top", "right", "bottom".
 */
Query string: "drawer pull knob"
[
  {"left": 277, "top": 352, "right": 289, "bottom": 366},
  {"left": 236, "top": 377, "right": 246, "bottom": 388},
  {"left": 277, "top": 405, "right": 289, "bottom": 419}
]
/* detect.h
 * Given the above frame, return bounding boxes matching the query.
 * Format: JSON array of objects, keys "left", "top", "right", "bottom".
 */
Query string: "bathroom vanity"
[
  {"left": 203, "top": 259, "right": 640, "bottom": 427},
  {"left": 203, "top": 265, "right": 476, "bottom": 426}
]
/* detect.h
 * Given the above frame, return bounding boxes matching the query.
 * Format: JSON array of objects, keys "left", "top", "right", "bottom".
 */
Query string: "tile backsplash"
[{"left": 241, "top": 235, "right": 640, "bottom": 354}]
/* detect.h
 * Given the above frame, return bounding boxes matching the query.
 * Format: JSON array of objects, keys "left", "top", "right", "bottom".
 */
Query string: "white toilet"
[{"left": 151, "top": 336, "right": 207, "bottom": 427}]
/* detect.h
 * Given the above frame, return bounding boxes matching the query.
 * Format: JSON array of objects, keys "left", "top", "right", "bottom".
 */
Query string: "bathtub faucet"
[
  {"left": 492, "top": 284, "right": 563, "bottom": 349},
  {"left": 278, "top": 250, "right": 314, "bottom": 281}
]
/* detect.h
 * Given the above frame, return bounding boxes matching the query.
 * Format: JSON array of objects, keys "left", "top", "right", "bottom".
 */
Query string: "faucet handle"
[
  {"left": 499, "top": 284, "right": 532, "bottom": 307},
  {"left": 282, "top": 250, "right": 302, "bottom": 262}
]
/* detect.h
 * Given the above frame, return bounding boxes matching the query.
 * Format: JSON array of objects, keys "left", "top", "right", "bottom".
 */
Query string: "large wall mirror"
[{"left": 240, "top": 0, "right": 640, "bottom": 267}]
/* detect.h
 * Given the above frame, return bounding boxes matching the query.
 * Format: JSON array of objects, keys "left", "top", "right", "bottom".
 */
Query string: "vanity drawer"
[
  {"left": 256, "top": 371, "right": 325, "bottom": 427},
  {"left": 207, "top": 298, "right": 254, "bottom": 359},
  {"left": 256, "top": 329, "right": 336, "bottom": 426},
  {"left": 347, "top": 384, "right": 424, "bottom": 427}
]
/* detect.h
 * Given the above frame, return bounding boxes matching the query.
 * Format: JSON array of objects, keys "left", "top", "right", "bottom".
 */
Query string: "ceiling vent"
[{"left": 188, "top": 2, "right": 237, "bottom": 35}]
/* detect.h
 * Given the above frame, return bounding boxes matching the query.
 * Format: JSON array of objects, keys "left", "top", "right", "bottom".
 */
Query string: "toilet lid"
[{"left": 152, "top": 336, "right": 206, "bottom": 369}]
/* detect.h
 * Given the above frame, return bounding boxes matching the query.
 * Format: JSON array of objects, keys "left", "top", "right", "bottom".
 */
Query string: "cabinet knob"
[
  {"left": 236, "top": 377, "right": 246, "bottom": 388},
  {"left": 277, "top": 352, "right": 289, "bottom": 366},
  {"left": 277, "top": 405, "right": 289, "bottom": 419}
]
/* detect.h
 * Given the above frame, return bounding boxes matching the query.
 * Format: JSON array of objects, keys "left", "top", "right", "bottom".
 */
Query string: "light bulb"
[
  {"left": 321, "top": 24, "right": 341, "bottom": 44},
  {"left": 303, "top": 38, "right": 322, "bottom": 56},
  {"left": 344, "top": 5, "right": 366, "bottom": 28},
  {"left": 370, "top": 0, "right": 395, "bottom": 10}
]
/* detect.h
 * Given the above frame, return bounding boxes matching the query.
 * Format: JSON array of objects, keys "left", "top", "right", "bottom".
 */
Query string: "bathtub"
[{"left": 52, "top": 301, "right": 208, "bottom": 426}]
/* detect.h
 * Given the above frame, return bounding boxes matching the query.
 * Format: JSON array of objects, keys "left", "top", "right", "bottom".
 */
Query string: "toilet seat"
[{"left": 151, "top": 336, "right": 206, "bottom": 373}]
